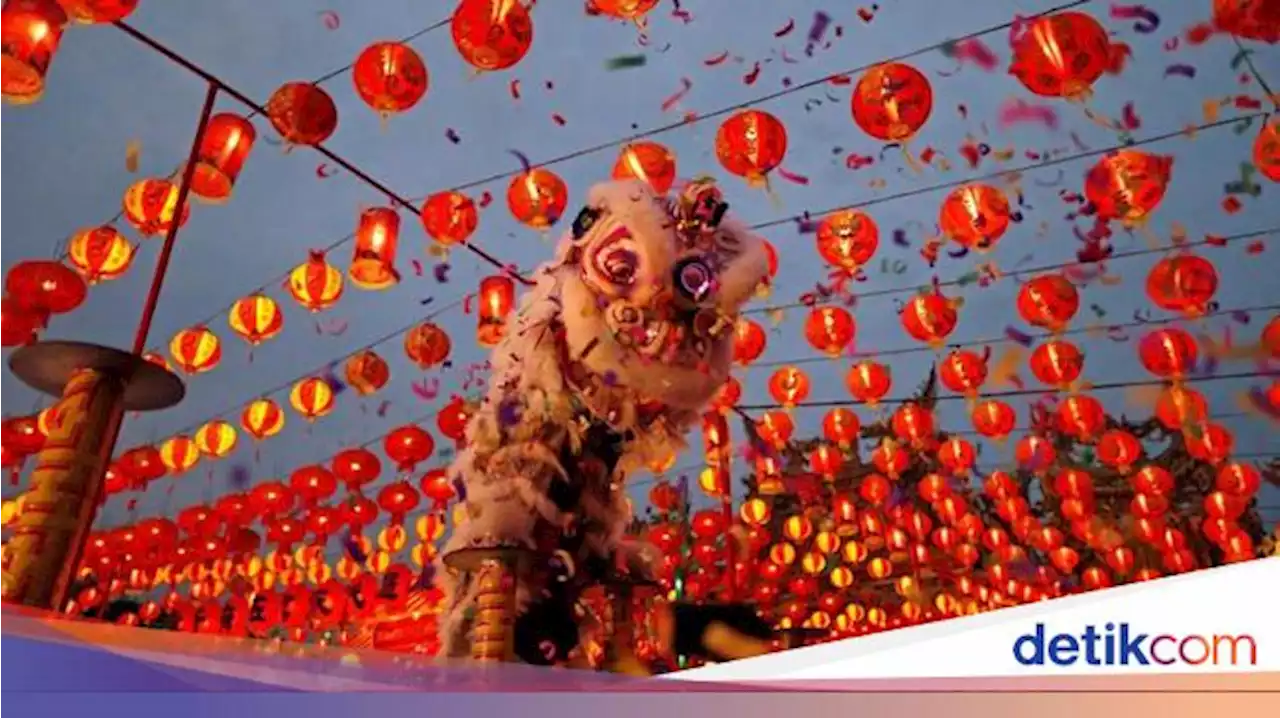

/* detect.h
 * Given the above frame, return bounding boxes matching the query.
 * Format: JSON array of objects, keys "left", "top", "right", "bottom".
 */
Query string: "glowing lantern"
[
  {"left": 762, "top": 239, "right": 779, "bottom": 279},
  {"left": 349, "top": 207, "right": 401, "bottom": 290},
  {"left": 1, "top": 0, "right": 66, "bottom": 104},
  {"left": 1056, "top": 394, "right": 1106, "bottom": 442},
  {"left": 1098, "top": 429, "right": 1143, "bottom": 474},
  {"left": 851, "top": 62, "right": 933, "bottom": 141},
  {"left": 815, "top": 209, "right": 878, "bottom": 270},
  {"left": 1015, "top": 434, "right": 1056, "bottom": 473},
  {"left": 712, "top": 377, "right": 741, "bottom": 412},
  {"left": 1009, "top": 11, "right": 1110, "bottom": 99},
  {"left": 1017, "top": 274, "right": 1079, "bottom": 332},
  {"left": 169, "top": 326, "right": 222, "bottom": 374},
  {"left": 732, "top": 318, "right": 767, "bottom": 365},
  {"left": 756, "top": 411, "right": 794, "bottom": 448},
  {"left": 437, "top": 396, "right": 472, "bottom": 444},
  {"left": 1138, "top": 327, "right": 1198, "bottom": 380},
  {"left": 384, "top": 424, "right": 434, "bottom": 471},
  {"left": 1155, "top": 385, "right": 1208, "bottom": 431},
  {"left": 377, "top": 481, "right": 420, "bottom": 525},
  {"left": 290, "top": 377, "right": 336, "bottom": 422},
  {"left": 767, "top": 367, "right": 810, "bottom": 408},
  {"left": 1214, "top": 0, "right": 1280, "bottom": 43},
  {"left": 1217, "top": 462, "right": 1261, "bottom": 497},
  {"left": 972, "top": 399, "right": 1016, "bottom": 440},
  {"left": 1262, "top": 315, "right": 1280, "bottom": 358},
  {"left": 66, "top": 226, "right": 134, "bottom": 284},
  {"left": 822, "top": 408, "right": 860, "bottom": 448},
  {"left": 900, "top": 291, "right": 958, "bottom": 347},
  {"left": 159, "top": 436, "right": 199, "bottom": 475},
  {"left": 241, "top": 398, "right": 285, "bottom": 441},
  {"left": 191, "top": 420, "right": 237, "bottom": 460},
  {"left": 122, "top": 178, "right": 189, "bottom": 236},
  {"left": 1254, "top": 119, "right": 1279, "bottom": 183},
  {"left": 420, "top": 191, "right": 478, "bottom": 246},
  {"left": 846, "top": 360, "right": 891, "bottom": 405},
  {"left": 936, "top": 437, "right": 976, "bottom": 477},
  {"left": 477, "top": 275, "right": 515, "bottom": 347},
  {"left": 507, "top": 168, "right": 567, "bottom": 229},
  {"left": 1146, "top": 253, "right": 1218, "bottom": 317},
  {"left": 715, "top": 109, "right": 788, "bottom": 186},
  {"left": 265, "top": 82, "right": 338, "bottom": 146},
  {"left": 1185, "top": 423, "right": 1234, "bottom": 465},
  {"left": 612, "top": 141, "right": 676, "bottom": 195},
  {"left": 344, "top": 350, "right": 390, "bottom": 396},
  {"left": 55, "top": 1, "right": 137, "bottom": 23},
  {"left": 809, "top": 443, "right": 844, "bottom": 478},
  {"left": 1085, "top": 150, "right": 1173, "bottom": 225},
  {"left": 451, "top": 0, "right": 534, "bottom": 71},
  {"left": 592, "top": 0, "right": 660, "bottom": 20},
  {"left": 803, "top": 306, "right": 856, "bottom": 355},
  {"left": 332, "top": 448, "right": 382, "bottom": 493},
  {"left": 352, "top": 41, "right": 428, "bottom": 115},
  {"left": 190, "top": 113, "right": 255, "bottom": 202},
  {"left": 1029, "top": 339, "right": 1084, "bottom": 389},
  {"left": 1, "top": 297, "right": 41, "bottom": 347},
  {"left": 939, "top": 184, "right": 1011, "bottom": 251},
  {"left": 228, "top": 293, "right": 283, "bottom": 346},
  {"left": 892, "top": 403, "right": 935, "bottom": 448},
  {"left": 5, "top": 259, "right": 84, "bottom": 316},
  {"left": 939, "top": 349, "right": 988, "bottom": 397},
  {"left": 404, "top": 321, "right": 451, "bottom": 368},
  {"left": 287, "top": 251, "right": 344, "bottom": 312}
]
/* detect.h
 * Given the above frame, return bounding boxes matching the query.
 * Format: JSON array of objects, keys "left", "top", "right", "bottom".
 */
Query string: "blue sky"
[{"left": 3, "top": 0, "right": 1278, "bottom": 535}]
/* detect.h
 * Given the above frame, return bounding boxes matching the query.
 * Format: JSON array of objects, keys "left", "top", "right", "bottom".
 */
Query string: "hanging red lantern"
[
  {"left": 169, "top": 326, "right": 222, "bottom": 374},
  {"left": 1132, "top": 465, "right": 1174, "bottom": 496},
  {"left": 1017, "top": 274, "right": 1079, "bottom": 332},
  {"left": 1185, "top": 423, "right": 1234, "bottom": 464},
  {"left": 349, "top": 207, "right": 401, "bottom": 290},
  {"left": 404, "top": 321, "right": 451, "bottom": 368},
  {"left": 892, "top": 403, "right": 935, "bottom": 448},
  {"left": 939, "top": 349, "right": 988, "bottom": 397},
  {"left": 612, "top": 141, "right": 677, "bottom": 194},
  {"left": 1056, "top": 394, "right": 1106, "bottom": 442},
  {"left": 1, "top": 0, "right": 67, "bottom": 104},
  {"left": 938, "top": 184, "right": 1011, "bottom": 251},
  {"left": 287, "top": 251, "right": 344, "bottom": 312},
  {"left": 732, "top": 317, "right": 767, "bottom": 365},
  {"left": 815, "top": 209, "right": 878, "bottom": 270},
  {"left": 937, "top": 437, "right": 976, "bottom": 476},
  {"left": 1213, "top": 0, "right": 1280, "bottom": 44},
  {"left": 1084, "top": 150, "right": 1173, "bottom": 225},
  {"left": 767, "top": 366, "right": 811, "bottom": 408},
  {"left": 250, "top": 481, "right": 295, "bottom": 518},
  {"left": 376, "top": 481, "right": 421, "bottom": 525},
  {"left": 712, "top": 377, "right": 741, "bottom": 412},
  {"left": 159, "top": 435, "right": 200, "bottom": 475},
  {"left": 1015, "top": 434, "right": 1056, "bottom": 473},
  {"left": 1260, "top": 314, "right": 1280, "bottom": 358},
  {"left": 5, "top": 259, "right": 85, "bottom": 315},
  {"left": 289, "top": 465, "right": 337, "bottom": 507},
  {"left": 1138, "top": 327, "right": 1199, "bottom": 380},
  {"left": 56, "top": 1, "right": 136, "bottom": 24},
  {"left": 332, "top": 448, "right": 382, "bottom": 493},
  {"left": 477, "top": 275, "right": 516, "bottom": 347},
  {"left": 1216, "top": 462, "right": 1261, "bottom": 497},
  {"left": 193, "top": 420, "right": 237, "bottom": 459},
  {"left": 290, "top": 377, "right": 336, "bottom": 422},
  {"left": 1097, "top": 430, "right": 1143, "bottom": 474},
  {"left": 591, "top": 0, "right": 660, "bottom": 20},
  {"left": 1, "top": 297, "right": 42, "bottom": 347},
  {"left": 344, "top": 350, "right": 390, "bottom": 396},
  {"left": 265, "top": 82, "right": 338, "bottom": 146},
  {"left": 1254, "top": 119, "right": 1280, "bottom": 182},
  {"left": 1029, "top": 339, "right": 1084, "bottom": 389},
  {"left": 190, "top": 113, "right": 255, "bottom": 202},
  {"left": 2, "top": 414, "right": 43, "bottom": 458},
  {"left": 971, "top": 399, "right": 1016, "bottom": 440},
  {"left": 1155, "top": 385, "right": 1208, "bottom": 431},
  {"left": 822, "top": 408, "right": 860, "bottom": 448},
  {"left": 352, "top": 41, "right": 428, "bottom": 115},
  {"left": 420, "top": 191, "right": 479, "bottom": 246},
  {"left": 241, "top": 398, "right": 285, "bottom": 441},
  {"left": 436, "top": 396, "right": 472, "bottom": 444},
  {"left": 1009, "top": 11, "right": 1111, "bottom": 99},
  {"left": 715, "top": 109, "right": 788, "bottom": 186},
  {"left": 507, "top": 168, "right": 567, "bottom": 229},
  {"left": 228, "top": 293, "right": 283, "bottom": 346},
  {"left": 1146, "top": 253, "right": 1218, "bottom": 317},
  {"left": 804, "top": 306, "right": 856, "bottom": 355},
  {"left": 846, "top": 360, "right": 891, "bottom": 405},
  {"left": 755, "top": 411, "right": 794, "bottom": 448},
  {"left": 451, "top": 0, "right": 534, "bottom": 71},
  {"left": 900, "top": 291, "right": 958, "bottom": 347},
  {"left": 384, "top": 424, "right": 434, "bottom": 471},
  {"left": 809, "top": 443, "right": 844, "bottom": 479},
  {"left": 762, "top": 239, "right": 779, "bottom": 279},
  {"left": 66, "top": 226, "right": 134, "bottom": 284},
  {"left": 122, "top": 178, "right": 190, "bottom": 236},
  {"left": 850, "top": 62, "right": 933, "bottom": 141}
]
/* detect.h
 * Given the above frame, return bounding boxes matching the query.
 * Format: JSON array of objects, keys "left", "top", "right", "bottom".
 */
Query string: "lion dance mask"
[{"left": 436, "top": 178, "right": 770, "bottom": 665}]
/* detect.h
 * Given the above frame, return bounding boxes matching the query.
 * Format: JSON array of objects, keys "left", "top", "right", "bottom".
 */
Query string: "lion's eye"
[{"left": 572, "top": 206, "right": 603, "bottom": 240}]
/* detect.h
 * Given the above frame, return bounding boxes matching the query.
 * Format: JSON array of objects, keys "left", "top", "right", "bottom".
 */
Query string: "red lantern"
[
  {"left": 228, "top": 293, "right": 283, "bottom": 346},
  {"left": 66, "top": 226, "right": 134, "bottom": 284},
  {"left": 289, "top": 465, "right": 338, "bottom": 507},
  {"left": 1146, "top": 253, "right": 1218, "bottom": 317},
  {"left": 241, "top": 398, "right": 285, "bottom": 441},
  {"left": 1185, "top": 423, "right": 1234, "bottom": 464},
  {"left": 971, "top": 399, "right": 1016, "bottom": 440},
  {"left": 286, "top": 251, "right": 344, "bottom": 312},
  {"left": 420, "top": 191, "right": 479, "bottom": 246},
  {"left": 1029, "top": 339, "right": 1084, "bottom": 389},
  {"left": 891, "top": 403, "right": 935, "bottom": 448},
  {"left": 5, "top": 259, "right": 85, "bottom": 315},
  {"left": 1, "top": 0, "right": 66, "bottom": 104},
  {"left": 613, "top": 141, "right": 677, "bottom": 194},
  {"left": 591, "top": 0, "right": 660, "bottom": 20},
  {"left": 768, "top": 366, "right": 810, "bottom": 407},
  {"left": 58, "top": 1, "right": 137, "bottom": 24},
  {"left": 937, "top": 437, "right": 976, "bottom": 476},
  {"left": 384, "top": 424, "right": 434, "bottom": 471},
  {"left": 846, "top": 361, "right": 890, "bottom": 405},
  {"left": 190, "top": 113, "right": 255, "bottom": 202},
  {"left": 1009, "top": 11, "right": 1111, "bottom": 99},
  {"left": 290, "top": 377, "right": 336, "bottom": 422},
  {"left": 1216, "top": 462, "right": 1261, "bottom": 497},
  {"left": 715, "top": 109, "right": 788, "bottom": 185},
  {"left": 345, "top": 350, "right": 390, "bottom": 396},
  {"left": 732, "top": 318, "right": 767, "bottom": 365},
  {"left": 1, "top": 297, "right": 42, "bottom": 347},
  {"left": 1056, "top": 394, "right": 1106, "bottom": 442},
  {"left": 122, "top": 178, "right": 190, "bottom": 236},
  {"left": 332, "top": 447, "right": 382, "bottom": 493},
  {"left": 404, "top": 321, "right": 451, "bottom": 368},
  {"left": 1262, "top": 315, "right": 1280, "bottom": 358},
  {"left": 1214, "top": 0, "right": 1280, "bottom": 44},
  {"left": 809, "top": 443, "right": 844, "bottom": 478},
  {"left": 850, "top": 62, "right": 932, "bottom": 141},
  {"left": 119, "top": 445, "right": 166, "bottom": 485},
  {"left": 377, "top": 481, "right": 421, "bottom": 525},
  {"left": 755, "top": 411, "right": 794, "bottom": 448},
  {"left": 804, "top": 306, "right": 856, "bottom": 355},
  {"left": 1097, "top": 430, "right": 1143, "bottom": 474},
  {"left": 1085, "top": 150, "right": 1173, "bottom": 225},
  {"left": 1015, "top": 434, "right": 1056, "bottom": 473},
  {"left": 822, "top": 408, "right": 860, "bottom": 448},
  {"left": 1017, "top": 274, "right": 1079, "bottom": 332},
  {"left": 712, "top": 377, "right": 741, "bottom": 412},
  {"left": 1254, "top": 119, "right": 1279, "bottom": 183},
  {"left": 159, "top": 435, "right": 200, "bottom": 475},
  {"left": 436, "top": 396, "right": 472, "bottom": 444},
  {"left": 169, "top": 326, "right": 222, "bottom": 374},
  {"left": 1155, "top": 385, "right": 1208, "bottom": 431},
  {"left": 762, "top": 239, "right": 779, "bottom": 279},
  {"left": 451, "top": 0, "right": 534, "bottom": 71},
  {"left": 939, "top": 349, "right": 988, "bottom": 397},
  {"left": 352, "top": 41, "right": 428, "bottom": 115},
  {"left": 938, "top": 184, "right": 1011, "bottom": 251},
  {"left": 900, "top": 291, "right": 957, "bottom": 347},
  {"left": 265, "top": 82, "right": 338, "bottom": 146},
  {"left": 1138, "top": 327, "right": 1198, "bottom": 380},
  {"left": 477, "top": 275, "right": 516, "bottom": 347},
  {"left": 349, "top": 207, "right": 401, "bottom": 290},
  {"left": 507, "top": 168, "right": 567, "bottom": 228},
  {"left": 193, "top": 420, "right": 237, "bottom": 459},
  {"left": 815, "top": 209, "right": 878, "bottom": 270}
]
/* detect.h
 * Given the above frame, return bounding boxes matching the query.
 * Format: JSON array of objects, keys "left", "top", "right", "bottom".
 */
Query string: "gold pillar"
[
  {"left": 470, "top": 558, "right": 517, "bottom": 662},
  {"left": 1, "top": 367, "right": 125, "bottom": 609}
]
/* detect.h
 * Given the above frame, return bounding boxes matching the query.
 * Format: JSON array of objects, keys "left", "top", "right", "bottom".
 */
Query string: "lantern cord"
[
  {"left": 110, "top": 20, "right": 533, "bottom": 287},
  {"left": 1231, "top": 36, "right": 1278, "bottom": 112},
  {"left": 736, "top": 369, "right": 1270, "bottom": 411}
]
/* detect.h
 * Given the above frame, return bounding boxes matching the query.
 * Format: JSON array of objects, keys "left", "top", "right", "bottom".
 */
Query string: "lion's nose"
[{"left": 672, "top": 256, "right": 716, "bottom": 307}]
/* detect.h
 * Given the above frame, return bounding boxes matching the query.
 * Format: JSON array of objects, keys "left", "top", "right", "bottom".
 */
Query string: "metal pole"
[{"left": 48, "top": 83, "right": 218, "bottom": 612}]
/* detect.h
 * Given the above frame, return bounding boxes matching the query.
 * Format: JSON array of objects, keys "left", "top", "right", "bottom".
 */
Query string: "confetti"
[
  {"left": 433, "top": 263, "right": 451, "bottom": 283},
  {"left": 316, "top": 163, "right": 337, "bottom": 178},
  {"left": 445, "top": 128, "right": 461, "bottom": 144},
  {"left": 124, "top": 140, "right": 141, "bottom": 173},
  {"left": 551, "top": 113, "right": 567, "bottom": 126},
  {"left": 805, "top": 11, "right": 831, "bottom": 54},
  {"left": 1164, "top": 64, "right": 1196, "bottom": 78},
  {"left": 412, "top": 378, "right": 441, "bottom": 401},
  {"left": 774, "top": 18, "right": 795, "bottom": 37},
  {"left": 776, "top": 167, "right": 809, "bottom": 185},
  {"left": 1109, "top": 3, "right": 1160, "bottom": 33},
  {"left": 743, "top": 62, "right": 762, "bottom": 85},
  {"left": 228, "top": 464, "right": 250, "bottom": 489},
  {"left": 703, "top": 51, "right": 730, "bottom": 66},
  {"left": 942, "top": 38, "right": 999, "bottom": 71},
  {"left": 661, "top": 78, "right": 693, "bottom": 112},
  {"left": 605, "top": 54, "right": 647, "bottom": 70},
  {"left": 318, "top": 10, "right": 340, "bottom": 30},
  {"left": 997, "top": 98, "right": 1059, "bottom": 130},
  {"left": 1004, "top": 326, "right": 1034, "bottom": 347},
  {"left": 509, "top": 79, "right": 521, "bottom": 100}
]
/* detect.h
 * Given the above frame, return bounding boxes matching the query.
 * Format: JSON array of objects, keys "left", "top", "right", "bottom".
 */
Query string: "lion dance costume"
[{"left": 436, "top": 178, "right": 771, "bottom": 665}]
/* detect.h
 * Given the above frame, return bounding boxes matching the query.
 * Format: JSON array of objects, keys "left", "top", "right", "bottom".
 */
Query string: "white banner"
[{"left": 669, "top": 558, "right": 1280, "bottom": 681}]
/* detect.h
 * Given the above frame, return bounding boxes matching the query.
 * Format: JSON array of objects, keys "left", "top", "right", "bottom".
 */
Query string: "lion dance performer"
[{"left": 436, "top": 177, "right": 772, "bottom": 666}]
